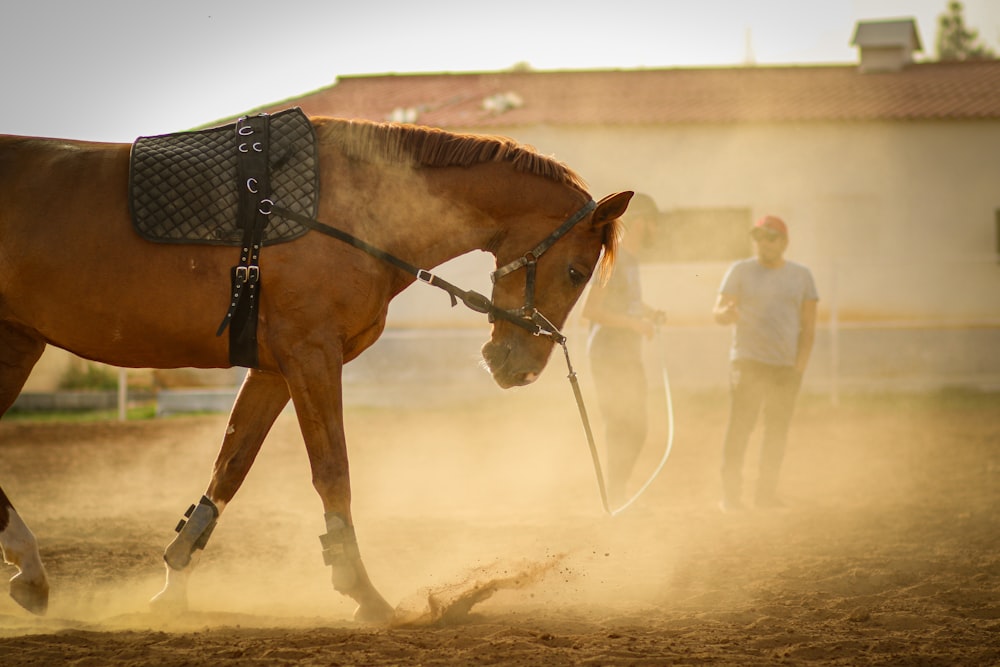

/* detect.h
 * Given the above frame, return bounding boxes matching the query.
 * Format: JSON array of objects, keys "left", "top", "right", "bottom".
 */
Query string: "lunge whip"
[{"left": 562, "top": 327, "right": 675, "bottom": 516}]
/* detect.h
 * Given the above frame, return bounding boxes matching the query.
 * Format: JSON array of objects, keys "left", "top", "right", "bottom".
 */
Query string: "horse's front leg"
[
  {"left": 151, "top": 369, "right": 289, "bottom": 612},
  {"left": 0, "top": 489, "right": 48, "bottom": 615},
  {"left": 283, "top": 349, "right": 394, "bottom": 625}
]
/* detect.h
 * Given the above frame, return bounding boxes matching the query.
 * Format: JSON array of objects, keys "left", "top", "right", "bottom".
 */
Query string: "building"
[
  {"left": 245, "top": 18, "right": 1000, "bottom": 395},
  {"left": 20, "top": 19, "right": 1000, "bottom": 405}
]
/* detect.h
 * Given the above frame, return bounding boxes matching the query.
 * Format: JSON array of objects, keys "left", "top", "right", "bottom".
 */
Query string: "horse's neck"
[
  {"left": 358, "top": 167, "right": 504, "bottom": 271},
  {"left": 409, "top": 163, "right": 558, "bottom": 268},
  {"left": 335, "top": 160, "right": 565, "bottom": 273}
]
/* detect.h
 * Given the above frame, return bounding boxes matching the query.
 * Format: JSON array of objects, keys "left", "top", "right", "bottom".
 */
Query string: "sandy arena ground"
[{"left": 0, "top": 380, "right": 998, "bottom": 665}]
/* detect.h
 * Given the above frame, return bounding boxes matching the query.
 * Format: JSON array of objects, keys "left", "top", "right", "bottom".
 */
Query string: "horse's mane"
[
  {"left": 316, "top": 117, "right": 618, "bottom": 277},
  {"left": 318, "top": 118, "right": 589, "bottom": 190}
]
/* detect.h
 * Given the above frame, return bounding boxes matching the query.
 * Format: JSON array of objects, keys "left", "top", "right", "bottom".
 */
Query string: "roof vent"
[
  {"left": 388, "top": 106, "right": 421, "bottom": 124},
  {"left": 851, "top": 18, "right": 923, "bottom": 72},
  {"left": 482, "top": 91, "right": 524, "bottom": 114}
]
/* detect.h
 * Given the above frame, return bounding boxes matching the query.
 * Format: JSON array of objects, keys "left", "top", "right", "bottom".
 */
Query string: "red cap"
[{"left": 753, "top": 215, "right": 787, "bottom": 237}]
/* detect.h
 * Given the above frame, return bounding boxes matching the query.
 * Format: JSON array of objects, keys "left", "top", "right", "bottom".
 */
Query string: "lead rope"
[
  {"left": 561, "top": 327, "right": 675, "bottom": 517},
  {"left": 560, "top": 340, "right": 610, "bottom": 513}
]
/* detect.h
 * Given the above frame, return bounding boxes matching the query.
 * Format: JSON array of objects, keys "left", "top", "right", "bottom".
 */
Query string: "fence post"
[
  {"left": 829, "top": 259, "right": 840, "bottom": 406},
  {"left": 117, "top": 367, "right": 127, "bottom": 421}
]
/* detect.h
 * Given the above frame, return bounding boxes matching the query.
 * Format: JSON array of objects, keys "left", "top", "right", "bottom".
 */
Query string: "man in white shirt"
[{"left": 713, "top": 215, "right": 818, "bottom": 511}]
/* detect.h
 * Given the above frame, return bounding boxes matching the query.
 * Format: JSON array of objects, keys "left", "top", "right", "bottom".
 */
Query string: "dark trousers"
[
  {"left": 721, "top": 359, "right": 802, "bottom": 503},
  {"left": 589, "top": 328, "right": 647, "bottom": 503}
]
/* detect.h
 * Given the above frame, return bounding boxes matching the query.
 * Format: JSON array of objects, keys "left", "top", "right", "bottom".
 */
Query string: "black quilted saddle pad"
[{"left": 129, "top": 107, "right": 318, "bottom": 245}]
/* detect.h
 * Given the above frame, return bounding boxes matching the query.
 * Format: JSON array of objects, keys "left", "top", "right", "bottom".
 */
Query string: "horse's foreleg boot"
[
  {"left": 319, "top": 512, "right": 360, "bottom": 591},
  {"left": 163, "top": 496, "right": 219, "bottom": 570}
]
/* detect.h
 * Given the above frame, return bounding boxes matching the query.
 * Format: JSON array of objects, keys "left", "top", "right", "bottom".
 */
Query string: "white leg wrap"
[
  {"left": 0, "top": 508, "right": 49, "bottom": 615},
  {"left": 150, "top": 553, "right": 199, "bottom": 613}
]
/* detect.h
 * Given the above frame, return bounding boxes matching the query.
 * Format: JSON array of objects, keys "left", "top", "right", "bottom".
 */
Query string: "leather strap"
[
  {"left": 271, "top": 205, "right": 560, "bottom": 341},
  {"left": 216, "top": 114, "right": 272, "bottom": 367}
]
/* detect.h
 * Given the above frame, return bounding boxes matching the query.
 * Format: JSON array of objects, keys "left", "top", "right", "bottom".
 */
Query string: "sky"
[{"left": 3, "top": 0, "right": 1000, "bottom": 142}]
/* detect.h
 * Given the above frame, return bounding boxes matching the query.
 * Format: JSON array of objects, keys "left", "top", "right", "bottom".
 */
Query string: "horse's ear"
[{"left": 592, "top": 191, "right": 634, "bottom": 227}]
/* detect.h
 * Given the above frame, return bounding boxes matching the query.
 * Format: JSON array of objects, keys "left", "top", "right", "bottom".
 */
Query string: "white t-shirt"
[{"left": 719, "top": 258, "right": 819, "bottom": 367}]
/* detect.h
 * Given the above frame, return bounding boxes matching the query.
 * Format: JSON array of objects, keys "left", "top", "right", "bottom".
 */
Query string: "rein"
[{"left": 271, "top": 201, "right": 595, "bottom": 343}]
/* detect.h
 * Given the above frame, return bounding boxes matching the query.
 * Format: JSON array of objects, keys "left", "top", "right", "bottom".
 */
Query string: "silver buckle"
[{"left": 236, "top": 265, "right": 260, "bottom": 284}]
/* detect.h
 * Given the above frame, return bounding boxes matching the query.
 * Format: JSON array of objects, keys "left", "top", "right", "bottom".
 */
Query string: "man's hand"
[{"left": 714, "top": 299, "right": 740, "bottom": 325}]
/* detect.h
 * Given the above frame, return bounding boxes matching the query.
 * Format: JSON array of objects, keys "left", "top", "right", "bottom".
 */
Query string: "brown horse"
[{"left": 0, "top": 116, "right": 630, "bottom": 623}]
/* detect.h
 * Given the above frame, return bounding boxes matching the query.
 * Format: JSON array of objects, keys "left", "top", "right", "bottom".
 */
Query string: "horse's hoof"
[
  {"left": 10, "top": 574, "right": 48, "bottom": 615},
  {"left": 354, "top": 596, "right": 395, "bottom": 626},
  {"left": 149, "top": 586, "right": 188, "bottom": 616}
]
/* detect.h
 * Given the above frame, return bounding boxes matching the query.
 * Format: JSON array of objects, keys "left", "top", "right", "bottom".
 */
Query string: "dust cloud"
[{"left": 0, "top": 380, "right": 998, "bottom": 663}]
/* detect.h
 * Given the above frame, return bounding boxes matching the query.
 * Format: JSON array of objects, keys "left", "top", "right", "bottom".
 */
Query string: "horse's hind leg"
[
  {"left": 0, "top": 324, "right": 49, "bottom": 614},
  {"left": 151, "top": 369, "right": 290, "bottom": 612},
  {"left": 0, "top": 487, "right": 48, "bottom": 614}
]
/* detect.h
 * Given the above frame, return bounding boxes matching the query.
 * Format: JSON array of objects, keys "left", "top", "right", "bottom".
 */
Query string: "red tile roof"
[{"left": 257, "top": 61, "right": 1000, "bottom": 128}]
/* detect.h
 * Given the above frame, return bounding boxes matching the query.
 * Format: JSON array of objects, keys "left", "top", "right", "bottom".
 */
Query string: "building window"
[{"left": 641, "top": 207, "right": 752, "bottom": 263}]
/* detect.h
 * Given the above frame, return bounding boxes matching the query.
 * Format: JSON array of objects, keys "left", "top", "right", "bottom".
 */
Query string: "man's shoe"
[
  {"left": 755, "top": 495, "right": 788, "bottom": 510},
  {"left": 718, "top": 498, "right": 745, "bottom": 513}
]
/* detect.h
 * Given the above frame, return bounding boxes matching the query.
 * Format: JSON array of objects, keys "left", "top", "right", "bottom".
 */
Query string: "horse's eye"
[{"left": 568, "top": 266, "right": 588, "bottom": 287}]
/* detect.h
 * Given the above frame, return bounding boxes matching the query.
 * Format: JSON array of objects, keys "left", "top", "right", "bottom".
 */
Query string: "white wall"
[{"left": 458, "top": 120, "right": 1000, "bottom": 323}]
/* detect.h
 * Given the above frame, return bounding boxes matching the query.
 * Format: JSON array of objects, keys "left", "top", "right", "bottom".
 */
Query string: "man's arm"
[
  {"left": 584, "top": 284, "right": 655, "bottom": 338},
  {"left": 795, "top": 299, "right": 818, "bottom": 373}
]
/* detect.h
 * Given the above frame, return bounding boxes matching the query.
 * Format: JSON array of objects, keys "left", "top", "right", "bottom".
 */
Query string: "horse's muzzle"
[{"left": 481, "top": 340, "right": 541, "bottom": 388}]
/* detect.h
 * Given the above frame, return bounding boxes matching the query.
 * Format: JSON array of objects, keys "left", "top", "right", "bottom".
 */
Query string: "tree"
[{"left": 936, "top": 1, "right": 996, "bottom": 61}]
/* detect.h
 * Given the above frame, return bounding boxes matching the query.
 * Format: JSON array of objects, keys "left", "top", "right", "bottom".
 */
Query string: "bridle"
[{"left": 487, "top": 199, "right": 596, "bottom": 344}]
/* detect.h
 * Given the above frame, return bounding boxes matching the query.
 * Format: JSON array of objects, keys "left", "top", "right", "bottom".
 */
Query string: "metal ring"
[
  {"left": 239, "top": 143, "right": 249, "bottom": 153},
  {"left": 258, "top": 199, "right": 274, "bottom": 215},
  {"left": 246, "top": 178, "right": 258, "bottom": 193},
  {"left": 238, "top": 124, "right": 254, "bottom": 136},
  {"left": 252, "top": 142, "right": 262, "bottom": 152}
]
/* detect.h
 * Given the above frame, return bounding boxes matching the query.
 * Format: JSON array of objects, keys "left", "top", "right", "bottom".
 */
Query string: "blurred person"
[
  {"left": 583, "top": 193, "right": 666, "bottom": 506},
  {"left": 713, "top": 215, "right": 818, "bottom": 511}
]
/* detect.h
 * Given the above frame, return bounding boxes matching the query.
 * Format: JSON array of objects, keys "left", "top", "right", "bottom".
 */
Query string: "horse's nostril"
[{"left": 481, "top": 341, "right": 510, "bottom": 370}]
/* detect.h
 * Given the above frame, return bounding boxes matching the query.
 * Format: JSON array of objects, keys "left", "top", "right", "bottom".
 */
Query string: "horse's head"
[{"left": 481, "top": 191, "right": 633, "bottom": 388}]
